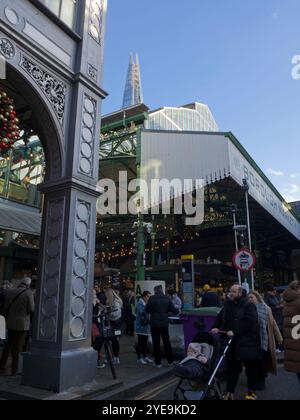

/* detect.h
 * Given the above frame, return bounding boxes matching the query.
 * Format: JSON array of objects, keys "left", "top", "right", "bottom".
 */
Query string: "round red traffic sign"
[{"left": 233, "top": 248, "right": 256, "bottom": 272}]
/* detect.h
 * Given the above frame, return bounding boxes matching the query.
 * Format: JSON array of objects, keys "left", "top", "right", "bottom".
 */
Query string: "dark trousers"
[
  {"left": 257, "top": 350, "right": 268, "bottom": 384},
  {"left": 226, "top": 351, "right": 259, "bottom": 393},
  {"left": 0, "top": 330, "right": 27, "bottom": 374},
  {"left": 136, "top": 335, "right": 149, "bottom": 359},
  {"left": 110, "top": 319, "right": 122, "bottom": 358},
  {"left": 151, "top": 326, "right": 173, "bottom": 365},
  {"left": 125, "top": 318, "right": 135, "bottom": 335}
]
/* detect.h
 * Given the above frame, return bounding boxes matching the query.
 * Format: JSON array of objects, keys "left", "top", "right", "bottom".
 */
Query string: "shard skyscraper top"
[{"left": 122, "top": 53, "right": 144, "bottom": 109}]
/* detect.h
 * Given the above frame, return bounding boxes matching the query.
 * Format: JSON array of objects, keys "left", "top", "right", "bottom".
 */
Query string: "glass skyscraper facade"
[
  {"left": 147, "top": 102, "right": 219, "bottom": 132},
  {"left": 122, "top": 54, "right": 143, "bottom": 109}
]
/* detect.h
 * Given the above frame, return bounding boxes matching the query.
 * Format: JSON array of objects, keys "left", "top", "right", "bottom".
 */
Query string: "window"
[{"left": 40, "top": 0, "right": 77, "bottom": 29}]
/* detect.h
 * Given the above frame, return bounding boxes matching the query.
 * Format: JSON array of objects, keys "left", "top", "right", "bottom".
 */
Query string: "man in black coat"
[
  {"left": 145, "top": 285, "right": 179, "bottom": 367},
  {"left": 212, "top": 285, "right": 261, "bottom": 401},
  {"left": 201, "top": 285, "right": 220, "bottom": 308}
]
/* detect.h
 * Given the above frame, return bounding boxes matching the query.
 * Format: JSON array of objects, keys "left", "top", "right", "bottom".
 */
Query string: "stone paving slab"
[{"left": 0, "top": 335, "right": 172, "bottom": 400}]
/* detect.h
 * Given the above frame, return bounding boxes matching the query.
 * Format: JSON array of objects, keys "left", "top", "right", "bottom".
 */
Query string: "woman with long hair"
[{"left": 248, "top": 291, "right": 283, "bottom": 390}]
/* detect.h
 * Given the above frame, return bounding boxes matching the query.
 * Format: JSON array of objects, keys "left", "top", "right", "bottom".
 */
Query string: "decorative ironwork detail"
[
  {"left": 78, "top": 94, "right": 97, "bottom": 177},
  {"left": 0, "top": 38, "right": 15, "bottom": 59},
  {"left": 20, "top": 56, "right": 67, "bottom": 125},
  {"left": 69, "top": 200, "right": 91, "bottom": 341},
  {"left": 88, "top": 0, "right": 104, "bottom": 44},
  {"left": 38, "top": 198, "right": 65, "bottom": 342},
  {"left": 87, "top": 63, "right": 98, "bottom": 81}
]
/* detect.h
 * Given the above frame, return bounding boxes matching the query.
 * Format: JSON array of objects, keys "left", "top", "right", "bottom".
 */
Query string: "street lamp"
[{"left": 242, "top": 179, "right": 254, "bottom": 290}]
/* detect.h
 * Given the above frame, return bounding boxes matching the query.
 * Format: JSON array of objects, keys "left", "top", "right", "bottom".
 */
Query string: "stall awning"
[{"left": 0, "top": 201, "right": 41, "bottom": 236}]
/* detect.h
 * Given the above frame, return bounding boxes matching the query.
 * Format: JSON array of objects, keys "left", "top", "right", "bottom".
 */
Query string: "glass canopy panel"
[{"left": 40, "top": 0, "right": 77, "bottom": 29}]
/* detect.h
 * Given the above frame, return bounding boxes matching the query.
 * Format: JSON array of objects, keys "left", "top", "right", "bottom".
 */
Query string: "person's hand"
[
  {"left": 227, "top": 331, "right": 235, "bottom": 338},
  {"left": 211, "top": 328, "right": 220, "bottom": 335}
]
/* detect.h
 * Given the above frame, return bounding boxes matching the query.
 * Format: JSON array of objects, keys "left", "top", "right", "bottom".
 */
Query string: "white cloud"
[
  {"left": 271, "top": 10, "right": 280, "bottom": 19},
  {"left": 290, "top": 173, "right": 299, "bottom": 179},
  {"left": 282, "top": 184, "right": 300, "bottom": 203},
  {"left": 290, "top": 184, "right": 300, "bottom": 194},
  {"left": 266, "top": 168, "right": 285, "bottom": 177}
]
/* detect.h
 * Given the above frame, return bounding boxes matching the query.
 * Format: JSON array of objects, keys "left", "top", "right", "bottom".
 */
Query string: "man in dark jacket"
[
  {"left": 0, "top": 278, "right": 35, "bottom": 376},
  {"left": 201, "top": 284, "right": 220, "bottom": 308},
  {"left": 212, "top": 285, "right": 260, "bottom": 401},
  {"left": 145, "top": 285, "right": 179, "bottom": 367}
]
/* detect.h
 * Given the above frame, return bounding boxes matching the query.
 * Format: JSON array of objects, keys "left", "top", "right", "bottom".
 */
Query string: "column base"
[{"left": 22, "top": 347, "right": 97, "bottom": 393}]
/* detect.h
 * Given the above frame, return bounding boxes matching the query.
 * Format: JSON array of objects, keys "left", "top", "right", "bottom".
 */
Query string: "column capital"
[{"left": 39, "top": 177, "right": 100, "bottom": 198}]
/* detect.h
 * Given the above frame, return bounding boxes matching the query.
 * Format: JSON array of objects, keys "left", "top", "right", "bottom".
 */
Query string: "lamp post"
[
  {"left": 233, "top": 224, "right": 248, "bottom": 287},
  {"left": 242, "top": 179, "right": 255, "bottom": 291},
  {"left": 231, "top": 204, "right": 242, "bottom": 285}
]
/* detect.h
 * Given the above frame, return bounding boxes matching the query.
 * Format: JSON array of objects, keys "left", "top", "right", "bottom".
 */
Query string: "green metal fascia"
[
  {"left": 225, "top": 132, "right": 300, "bottom": 222},
  {"left": 101, "top": 112, "right": 148, "bottom": 133}
]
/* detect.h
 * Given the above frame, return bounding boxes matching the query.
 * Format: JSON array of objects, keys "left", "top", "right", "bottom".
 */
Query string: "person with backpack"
[
  {"left": 0, "top": 278, "right": 35, "bottom": 376},
  {"left": 135, "top": 291, "right": 154, "bottom": 365},
  {"left": 104, "top": 288, "right": 123, "bottom": 365}
]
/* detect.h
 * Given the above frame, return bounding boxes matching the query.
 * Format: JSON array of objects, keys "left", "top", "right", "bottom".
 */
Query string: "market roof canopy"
[
  {"left": 140, "top": 130, "right": 300, "bottom": 241},
  {"left": 0, "top": 200, "right": 41, "bottom": 236}
]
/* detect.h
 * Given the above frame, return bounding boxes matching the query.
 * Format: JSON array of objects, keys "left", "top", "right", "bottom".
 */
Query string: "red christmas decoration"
[{"left": 0, "top": 88, "right": 20, "bottom": 155}]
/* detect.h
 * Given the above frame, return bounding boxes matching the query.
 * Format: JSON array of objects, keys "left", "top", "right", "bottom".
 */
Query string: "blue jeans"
[{"left": 297, "top": 373, "right": 300, "bottom": 388}]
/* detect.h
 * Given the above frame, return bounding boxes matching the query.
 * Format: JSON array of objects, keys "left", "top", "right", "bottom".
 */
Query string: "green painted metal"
[
  {"left": 135, "top": 128, "right": 145, "bottom": 281},
  {"left": 101, "top": 112, "right": 148, "bottom": 134}
]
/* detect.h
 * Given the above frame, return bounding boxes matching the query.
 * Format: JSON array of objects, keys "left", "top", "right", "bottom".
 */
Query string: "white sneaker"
[
  {"left": 137, "top": 358, "right": 147, "bottom": 365},
  {"left": 144, "top": 357, "right": 154, "bottom": 364},
  {"left": 97, "top": 362, "right": 106, "bottom": 369},
  {"left": 113, "top": 357, "right": 120, "bottom": 365}
]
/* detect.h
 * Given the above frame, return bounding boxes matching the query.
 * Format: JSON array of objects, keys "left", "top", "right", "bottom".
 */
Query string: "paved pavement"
[
  {"left": 0, "top": 335, "right": 172, "bottom": 400},
  {"left": 0, "top": 337, "right": 299, "bottom": 400},
  {"left": 132, "top": 366, "right": 300, "bottom": 401}
]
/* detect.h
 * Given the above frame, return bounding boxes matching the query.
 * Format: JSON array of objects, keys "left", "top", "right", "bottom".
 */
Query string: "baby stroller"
[{"left": 173, "top": 332, "right": 232, "bottom": 401}]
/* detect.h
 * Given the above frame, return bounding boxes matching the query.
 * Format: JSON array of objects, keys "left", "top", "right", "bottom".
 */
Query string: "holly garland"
[{"left": 0, "top": 88, "right": 20, "bottom": 155}]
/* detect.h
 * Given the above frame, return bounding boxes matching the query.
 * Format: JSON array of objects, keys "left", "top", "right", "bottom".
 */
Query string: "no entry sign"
[{"left": 233, "top": 248, "right": 256, "bottom": 272}]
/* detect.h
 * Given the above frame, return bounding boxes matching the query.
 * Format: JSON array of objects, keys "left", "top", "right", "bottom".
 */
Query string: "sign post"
[{"left": 233, "top": 249, "right": 256, "bottom": 290}]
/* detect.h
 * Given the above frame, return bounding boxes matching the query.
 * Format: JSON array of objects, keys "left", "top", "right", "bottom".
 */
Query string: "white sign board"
[{"left": 229, "top": 141, "right": 300, "bottom": 241}]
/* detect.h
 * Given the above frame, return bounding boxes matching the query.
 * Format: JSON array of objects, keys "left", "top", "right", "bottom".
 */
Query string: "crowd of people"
[
  {"left": 92, "top": 284, "right": 181, "bottom": 369},
  {"left": 91, "top": 279, "right": 300, "bottom": 400},
  {"left": 211, "top": 281, "right": 300, "bottom": 400},
  {"left": 0, "top": 275, "right": 299, "bottom": 402}
]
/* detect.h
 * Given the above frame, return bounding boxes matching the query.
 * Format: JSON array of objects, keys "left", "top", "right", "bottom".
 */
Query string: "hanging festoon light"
[{"left": 0, "top": 88, "right": 20, "bottom": 156}]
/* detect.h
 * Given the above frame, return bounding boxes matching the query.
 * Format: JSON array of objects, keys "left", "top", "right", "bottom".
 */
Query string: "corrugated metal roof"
[{"left": 0, "top": 202, "right": 41, "bottom": 236}]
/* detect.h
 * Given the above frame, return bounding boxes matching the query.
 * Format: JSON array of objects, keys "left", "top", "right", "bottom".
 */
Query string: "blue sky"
[{"left": 102, "top": 0, "right": 300, "bottom": 202}]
